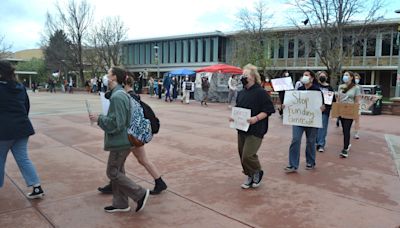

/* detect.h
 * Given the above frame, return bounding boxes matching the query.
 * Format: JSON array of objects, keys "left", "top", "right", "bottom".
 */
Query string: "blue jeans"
[
  {"left": 289, "top": 126, "right": 317, "bottom": 169},
  {"left": 316, "top": 113, "right": 330, "bottom": 148},
  {"left": 0, "top": 137, "right": 40, "bottom": 187}
]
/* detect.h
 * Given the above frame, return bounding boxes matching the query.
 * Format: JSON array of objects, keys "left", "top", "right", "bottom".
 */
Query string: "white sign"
[
  {"left": 100, "top": 92, "right": 110, "bottom": 115},
  {"left": 85, "top": 100, "right": 94, "bottom": 126},
  {"left": 283, "top": 91, "right": 323, "bottom": 128},
  {"left": 322, "top": 91, "right": 334, "bottom": 105},
  {"left": 360, "top": 94, "right": 381, "bottom": 113},
  {"left": 230, "top": 107, "right": 251, "bottom": 132},
  {"left": 271, "top": 77, "right": 294, "bottom": 91}
]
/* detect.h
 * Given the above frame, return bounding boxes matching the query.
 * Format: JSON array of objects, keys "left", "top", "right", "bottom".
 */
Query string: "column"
[
  {"left": 213, "top": 37, "right": 219, "bottom": 62},
  {"left": 197, "top": 39, "right": 203, "bottom": 62},
  {"left": 183, "top": 40, "right": 189, "bottom": 63},
  {"left": 176, "top": 40, "right": 182, "bottom": 63},
  {"left": 190, "top": 39, "right": 196, "bottom": 62},
  {"left": 205, "top": 38, "right": 211, "bottom": 62}
]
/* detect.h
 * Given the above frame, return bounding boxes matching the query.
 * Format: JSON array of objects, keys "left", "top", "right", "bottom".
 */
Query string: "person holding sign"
[
  {"left": 181, "top": 76, "right": 192, "bottom": 104},
  {"left": 316, "top": 71, "right": 335, "bottom": 152},
  {"left": 353, "top": 73, "right": 363, "bottom": 139},
  {"left": 230, "top": 64, "right": 275, "bottom": 189},
  {"left": 89, "top": 67, "right": 150, "bottom": 213},
  {"left": 285, "top": 70, "right": 325, "bottom": 173},
  {"left": 336, "top": 71, "right": 361, "bottom": 158}
]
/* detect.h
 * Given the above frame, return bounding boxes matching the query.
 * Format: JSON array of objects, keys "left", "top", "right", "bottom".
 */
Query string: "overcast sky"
[{"left": 0, "top": 0, "right": 398, "bottom": 52}]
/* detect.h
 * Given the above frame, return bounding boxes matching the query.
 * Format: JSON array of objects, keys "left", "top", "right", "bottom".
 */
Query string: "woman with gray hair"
[{"left": 229, "top": 64, "right": 275, "bottom": 189}]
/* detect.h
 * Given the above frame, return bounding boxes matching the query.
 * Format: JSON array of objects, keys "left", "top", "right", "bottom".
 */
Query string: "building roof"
[{"left": 121, "top": 31, "right": 226, "bottom": 44}]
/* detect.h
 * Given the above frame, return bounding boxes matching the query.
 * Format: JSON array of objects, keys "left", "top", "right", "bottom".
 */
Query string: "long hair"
[
  {"left": 342, "top": 71, "right": 356, "bottom": 93},
  {"left": 0, "top": 60, "right": 16, "bottom": 81},
  {"left": 243, "top": 64, "right": 261, "bottom": 84}
]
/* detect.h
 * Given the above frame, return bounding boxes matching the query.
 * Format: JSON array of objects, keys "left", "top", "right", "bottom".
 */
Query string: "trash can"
[{"left": 360, "top": 85, "right": 382, "bottom": 115}]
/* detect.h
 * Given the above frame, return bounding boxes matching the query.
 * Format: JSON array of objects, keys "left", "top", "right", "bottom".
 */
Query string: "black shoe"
[
  {"left": 98, "top": 183, "right": 112, "bottom": 194},
  {"left": 104, "top": 206, "right": 131, "bottom": 213},
  {"left": 136, "top": 189, "right": 150, "bottom": 212},
  {"left": 150, "top": 177, "right": 167, "bottom": 195},
  {"left": 27, "top": 185, "right": 44, "bottom": 199},
  {"left": 305, "top": 164, "right": 315, "bottom": 170},
  {"left": 201, "top": 101, "right": 204, "bottom": 106},
  {"left": 252, "top": 170, "right": 264, "bottom": 188}
]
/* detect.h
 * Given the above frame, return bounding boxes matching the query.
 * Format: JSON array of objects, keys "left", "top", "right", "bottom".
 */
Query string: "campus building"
[{"left": 121, "top": 19, "right": 400, "bottom": 98}]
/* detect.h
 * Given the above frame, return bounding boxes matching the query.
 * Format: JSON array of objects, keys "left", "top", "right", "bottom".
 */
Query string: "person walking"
[
  {"left": 181, "top": 76, "right": 191, "bottom": 104},
  {"left": 353, "top": 73, "right": 363, "bottom": 139},
  {"left": 0, "top": 60, "right": 44, "bottom": 199},
  {"left": 316, "top": 71, "right": 335, "bottom": 152},
  {"left": 98, "top": 75, "right": 167, "bottom": 195},
  {"left": 337, "top": 71, "right": 361, "bottom": 158},
  {"left": 163, "top": 76, "right": 172, "bottom": 102},
  {"left": 172, "top": 77, "right": 178, "bottom": 100},
  {"left": 89, "top": 67, "right": 150, "bottom": 213},
  {"left": 157, "top": 79, "right": 162, "bottom": 99},
  {"left": 228, "top": 75, "right": 238, "bottom": 108},
  {"left": 285, "top": 70, "right": 325, "bottom": 173},
  {"left": 278, "top": 70, "right": 289, "bottom": 117},
  {"left": 148, "top": 77, "right": 154, "bottom": 97},
  {"left": 230, "top": 64, "right": 275, "bottom": 189},
  {"left": 201, "top": 77, "right": 210, "bottom": 106}
]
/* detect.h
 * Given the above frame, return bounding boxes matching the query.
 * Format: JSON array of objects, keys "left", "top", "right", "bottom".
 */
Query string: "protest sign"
[
  {"left": 85, "top": 100, "right": 94, "bottom": 125},
  {"left": 359, "top": 94, "right": 381, "bottom": 114},
  {"left": 331, "top": 103, "right": 359, "bottom": 120},
  {"left": 322, "top": 91, "right": 334, "bottom": 105},
  {"left": 230, "top": 107, "right": 251, "bottom": 132},
  {"left": 100, "top": 92, "right": 110, "bottom": 115},
  {"left": 271, "top": 77, "right": 294, "bottom": 91},
  {"left": 283, "top": 91, "right": 323, "bottom": 128}
]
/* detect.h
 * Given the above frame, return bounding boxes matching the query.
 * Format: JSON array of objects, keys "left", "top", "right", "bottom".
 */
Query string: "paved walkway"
[{"left": 1, "top": 92, "right": 400, "bottom": 228}]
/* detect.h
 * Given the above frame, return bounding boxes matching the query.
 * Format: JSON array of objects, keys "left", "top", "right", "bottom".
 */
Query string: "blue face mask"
[{"left": 342, "top": 75, "right": 350, "bottom": 83}]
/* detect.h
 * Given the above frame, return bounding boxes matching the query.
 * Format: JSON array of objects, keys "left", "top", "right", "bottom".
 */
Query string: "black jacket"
[
  {"left": 236, "top": 84, "right": 276, "bottom": 138},
  {"left": 0, "top": 80, "right": 35, "bottom": 140}
]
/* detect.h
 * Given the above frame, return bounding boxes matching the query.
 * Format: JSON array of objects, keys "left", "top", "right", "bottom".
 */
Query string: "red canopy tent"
[{"left": 196, "top": 64, "right": 242, "bottom": 74}]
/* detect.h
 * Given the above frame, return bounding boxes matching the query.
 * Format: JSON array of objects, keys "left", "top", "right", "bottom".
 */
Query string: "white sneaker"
[
  {"left": 354, "top": 134, "right": 360, "bottom": 139},
  {"left": 241, "top": 176, "right": 253, "bottom": 189}
]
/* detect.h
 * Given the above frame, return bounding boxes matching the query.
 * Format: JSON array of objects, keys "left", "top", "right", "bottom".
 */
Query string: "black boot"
[
  {"left": 150, "top": 177, "right": 167, "bottom": 195},
  {"left": 98, "top": 182, "right": 113, "bottom": 194}
]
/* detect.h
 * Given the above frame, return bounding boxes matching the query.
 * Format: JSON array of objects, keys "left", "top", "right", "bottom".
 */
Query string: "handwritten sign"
[
  {"left": 360, "top": 94, "right": 381, "bottom": 113},
  {"left": 230, "top": 107, "right": 251, "bottom": 132},
  {"left": 100, "top": 92, "right": 110, "bottom": 115},
  {"left": 322, "top": 91, "right": 334, "bottom": 105},
  {"left": 331, "top": 103, "right": 359, "bottom": 120},
  {"left": 283, "top": 91, "right": 322, "bottom": 128},
  {"left": 271, "top": 77, "right": 294, "bottom": 91}
]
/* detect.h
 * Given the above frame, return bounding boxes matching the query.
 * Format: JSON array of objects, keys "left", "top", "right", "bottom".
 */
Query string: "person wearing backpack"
[
  {"left": 89, "top": 67, "right": 149, "bottom": 213},
  {"left": 98, "top": 75, "right": 167, "bottom": 195}
]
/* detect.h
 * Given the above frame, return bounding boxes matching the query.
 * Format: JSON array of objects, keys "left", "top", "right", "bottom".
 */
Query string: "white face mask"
[
  {"left": 300, "top": 75, "right": 310, "bottom": 84},
  {"left": 103, "top": 75, "right": 109, "bottom": 87},
  {"left": 284, "top": 72, "right": 289, "bottom": 77},
  {"left": 355, "top": 79, "right": 360, "bottom": 84},
  {"left": 265, "top": 78, "right": 270, "bottom": 82},
  {"left": 342, "top": 75, "right": 350, "bottom": 83}
]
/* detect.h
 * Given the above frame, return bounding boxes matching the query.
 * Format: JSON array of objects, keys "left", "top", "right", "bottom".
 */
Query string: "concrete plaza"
[{"left": 1, "top": 91, "right": 400, "bottom": 228}]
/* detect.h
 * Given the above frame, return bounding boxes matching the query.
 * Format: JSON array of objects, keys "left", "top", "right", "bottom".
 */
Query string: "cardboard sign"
[
  {"left": 283, "top": 91, "right": 323, "bottom": 128},
  {"left": 331, "top": 103, "right": 359, "bottom": 120},
  {"left": 322, "top": 91, "right": 334, "bottom": 105},
  {"left": 360, "top": 94, "right": 381, "bottom": 113},
  {"left": 271, "top": 77, "right": 294, "bottom": 91},
  {"left": 230, "top": 107, "right": 251, "bottom": 132}
]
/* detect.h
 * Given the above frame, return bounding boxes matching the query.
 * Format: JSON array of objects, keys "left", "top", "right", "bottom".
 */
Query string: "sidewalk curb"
[{"left": 385, "top": 134, "right": 400, "bottom": 178}]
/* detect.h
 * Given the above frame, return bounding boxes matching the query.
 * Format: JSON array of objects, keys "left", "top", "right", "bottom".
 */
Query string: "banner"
[
  {"left": 283, "top": 91, "right": 323, "bottom": 128},
  {"left": 271, "top": 77, "right": 294, "bottom": 91},
  {"left": 230, "top": 107, "right": 251, "bottom": 132},
  {"left": 331, "top": 103, "right": 359, "bottom": 120}
]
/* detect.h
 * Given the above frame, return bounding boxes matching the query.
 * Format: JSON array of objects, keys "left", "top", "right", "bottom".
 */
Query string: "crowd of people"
[{"left": 0, "top": 59, "right": 364, "bottom": 214}]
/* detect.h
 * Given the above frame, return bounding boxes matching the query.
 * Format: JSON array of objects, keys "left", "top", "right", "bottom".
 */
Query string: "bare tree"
[
  {"left": 0, "top": 34, "right": 12, "bottom": 59},
  {"left": 231, "top": 0, "right": 273, "bottom": 74},
  {"left": 291, "top": 0, "right": 385, "bottom": 84},
  {"left": 45, "top": 0, "right": 94, "bottom": 85},
  {"left": 89, "top": 16, "right": 128, "bottom": 70}
]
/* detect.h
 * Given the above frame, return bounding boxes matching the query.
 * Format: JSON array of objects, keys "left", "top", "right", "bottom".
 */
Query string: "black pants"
[
  {"left": 340, "top": 118, "right": 353, "bottom": 150},
  {"left": 278, "top": 91, "right": 285, "bottom": 116}
]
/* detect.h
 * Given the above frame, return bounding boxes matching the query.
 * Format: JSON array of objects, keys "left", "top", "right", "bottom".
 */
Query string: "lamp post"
[
  {"left": 395, "top": 9, "right": 400, "bottom": 97},
  {"left": 154, "top": 45, "right": 160, "bottom": 79}
]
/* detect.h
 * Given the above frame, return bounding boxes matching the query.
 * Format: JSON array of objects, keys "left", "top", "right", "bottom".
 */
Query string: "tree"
[
  {"left": 43, "top": 30, "right": 74, "bottom": 79},
  {"left": 89, "top": 16, "right": 128, "bottom": 70},
  {"left": 16, "top": 58, "right": 49, "bottom": 83},
  {"left": 231, "top": 0, "right": 273, "bottom": 74},
  {"left": 45, "top": 0, "right": 94, "bottom": 85},
  {"left": 291, "top": 0, "right": 385, "bottom": 85},
  {"left": 0, "top": 34, "right": 12, "bottom": 59}
]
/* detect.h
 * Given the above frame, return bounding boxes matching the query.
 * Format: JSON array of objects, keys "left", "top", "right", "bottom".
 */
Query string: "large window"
[
  {"left": 381, "top": 34, "right": 392, "bottom": 56},
  {"left": 392, "top": 71, "right": 397, "bottom": 87},
  {"left": 288, "top": 39, "right": 294, "bottom": 58},
  {"left": 308, "top": 39, "right": 316, "bottom": 57},
  {"left": 269, "top": 40, "right": 275, "bottom": 59},
  {"left": 278, "top": 39, "right": 284, "bottom": 58},
  {"left": 298, "top": 39, "right": 305, "bottom": 58},
  {"left": 366, "top": 37, "right": 376, "bottom": 56},
  {"left": 353, "top": 38, "right": 364, "bottom": 56},
  {"left": 343, "top": 36, "right": 353, "bottom": 55},
  {"left": 393, "top": 35, "right": 399, "bottom": 56}
]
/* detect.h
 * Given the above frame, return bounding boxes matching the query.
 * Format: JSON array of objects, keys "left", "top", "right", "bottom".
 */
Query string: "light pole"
[
  {"left": 154, "top": 45, "right": 160, "bottom": 79},
  {"left": 395, "top": 9, "right": 400, "bottom": 97}
]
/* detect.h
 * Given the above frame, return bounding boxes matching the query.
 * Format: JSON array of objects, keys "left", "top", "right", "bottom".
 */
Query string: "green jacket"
[{"left": 98, "top": 85, "right": 131, "bottom": 151}]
